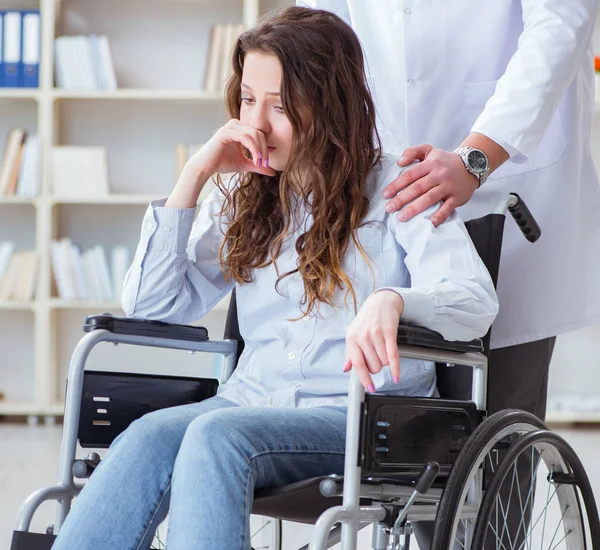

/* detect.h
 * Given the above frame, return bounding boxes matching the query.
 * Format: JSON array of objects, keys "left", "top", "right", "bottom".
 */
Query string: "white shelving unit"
[
  {"left": 0, "top": 0, "right": 291, "bottom": 419},
  {"left": 1, "top": 0, "right": 599, "bottom": 425}
]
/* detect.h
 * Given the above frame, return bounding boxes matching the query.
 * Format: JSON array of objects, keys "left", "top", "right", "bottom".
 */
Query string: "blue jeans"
[{"left": 52, "top": 396, "right": 347, "bottom": 550}]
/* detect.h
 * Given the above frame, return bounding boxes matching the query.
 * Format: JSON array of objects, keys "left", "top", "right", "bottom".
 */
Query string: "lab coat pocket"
[{"left": 462, "top": 79, "right": 568, "bottom": 179}]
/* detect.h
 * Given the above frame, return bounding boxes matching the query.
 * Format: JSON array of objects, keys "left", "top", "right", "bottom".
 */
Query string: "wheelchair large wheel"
[
  {"left": 471, "top": 429, "right": 600, "bottom": 550},
  {"left": 431, "top": 409, "right": 546, "bottom": 549}
]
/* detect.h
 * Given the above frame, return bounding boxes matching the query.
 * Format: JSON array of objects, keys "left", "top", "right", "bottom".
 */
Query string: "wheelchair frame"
[
  {"left": 15, "top": 194, "right": 597, "bottom": 550},
  {"left": 13, "top": 318, "right": 487, "bottom": 550}
]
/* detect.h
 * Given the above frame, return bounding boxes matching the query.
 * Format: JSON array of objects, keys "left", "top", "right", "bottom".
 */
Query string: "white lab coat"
[{"left": 298, "top": 0, "right": 600, "bottom": 348}]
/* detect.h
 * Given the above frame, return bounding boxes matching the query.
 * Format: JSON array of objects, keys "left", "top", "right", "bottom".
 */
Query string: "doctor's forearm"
[{"left": 460, "top": 132, "right": 510, "bottom": 174}]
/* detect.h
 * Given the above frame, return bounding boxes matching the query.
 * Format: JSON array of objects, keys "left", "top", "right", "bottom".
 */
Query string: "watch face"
[{"left": 467, "top": 150, "right": 488, "bottom": 173}]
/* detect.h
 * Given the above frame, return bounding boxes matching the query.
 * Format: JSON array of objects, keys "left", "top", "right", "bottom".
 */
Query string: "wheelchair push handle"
[{"left": 507, "top": 192, "right": 541, "bottom": 243}]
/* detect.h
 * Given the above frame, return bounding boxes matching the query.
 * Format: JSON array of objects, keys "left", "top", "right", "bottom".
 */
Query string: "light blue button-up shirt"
[{"left": 122, "top": 154, "right": 498, "bottom": 408}]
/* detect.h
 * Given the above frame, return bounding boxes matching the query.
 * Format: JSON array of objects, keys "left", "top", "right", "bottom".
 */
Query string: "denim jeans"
[{"left": 52, "top": 396, "right": 347, "bottom": 550}]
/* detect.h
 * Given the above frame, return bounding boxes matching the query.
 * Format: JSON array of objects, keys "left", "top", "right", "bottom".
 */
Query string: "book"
[
  {"left": 16, "top": 133, "right": 41, "bottom": 197},
  {"left": 13, "top": 250, "right": 37, "bottom": 300},
  {"left": 204, "top": 25, "right": 225, "bottom": 92},
  {"left": 54, "top": 35, "right": 117, "bottom": 90},
  {"left": 0, "top": 128, "right": 26, "bottom": 196},
  {"left": 52, "top": 146, "right": 110, "bottom": 198},
  {"left": 0, "top": 242, "right": 15, "bottom": 287}
]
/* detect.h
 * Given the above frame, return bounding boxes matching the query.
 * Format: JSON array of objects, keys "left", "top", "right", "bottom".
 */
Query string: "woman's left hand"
[{"left": 344, "top": 290, "right": 404, "bottom": 392}]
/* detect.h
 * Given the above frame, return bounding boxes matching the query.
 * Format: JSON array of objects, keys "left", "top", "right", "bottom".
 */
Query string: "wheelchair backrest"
[{"left": 223, "top": 213, "right": 507, "bottom": 401}]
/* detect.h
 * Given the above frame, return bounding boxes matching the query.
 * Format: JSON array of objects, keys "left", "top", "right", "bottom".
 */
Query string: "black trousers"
[{"left": 413, "top": 336, "right": 557, "bottom": 549}]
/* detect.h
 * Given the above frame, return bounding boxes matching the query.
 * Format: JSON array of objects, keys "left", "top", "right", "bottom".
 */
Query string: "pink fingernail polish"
[
  {"left": 383, "top": 190, "right": 390, "bottom": 199},
  {"left": 367, "top": 384, "right": 375, "bottom": 393},
  {"left": 393, "top": 376, "right": 399, "bottom": 384},
  {"left": 263, "top": 158, "right": 269, "bottom": 167},
  {"left": 385, "top": 203, "right": 395, "bottom": 213}
]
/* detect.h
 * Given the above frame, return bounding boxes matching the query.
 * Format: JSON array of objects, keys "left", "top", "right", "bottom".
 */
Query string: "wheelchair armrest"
[
  {"left": 397, "top": 324, "right": 483, "bottom": 354},
  {"left": 83, "top": 313, "right": 209, "bottom": 342}
]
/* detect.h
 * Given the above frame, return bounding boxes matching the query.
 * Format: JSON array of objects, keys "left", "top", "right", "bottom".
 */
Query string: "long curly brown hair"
[{"left": 217, "top": 6, "right": 381, "bottom": 317}]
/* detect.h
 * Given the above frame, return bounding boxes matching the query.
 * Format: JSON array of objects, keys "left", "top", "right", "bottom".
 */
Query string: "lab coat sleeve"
[
  {"left": 295, "top": 0, "right": 351, "bottom": 26},
  {"left": 472, "top": 0, "right": 599, "bottom": 163}
]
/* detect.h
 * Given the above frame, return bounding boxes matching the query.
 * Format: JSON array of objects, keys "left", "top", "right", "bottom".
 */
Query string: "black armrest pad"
[
  {"left": 397, "top": 325, "right": 483, "bottom": 353},
  {"left": 83, "top": 313, "right": 209, "bottom": 342}
]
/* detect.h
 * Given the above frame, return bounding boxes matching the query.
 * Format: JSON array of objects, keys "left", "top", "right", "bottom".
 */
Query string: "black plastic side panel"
[
  {"left": 78, "top": 370, "right": 219, "bottom": 448},
  {"left": 11, "top": 532, "right": 56, "bottom": 550},
  {"left": 360, "top": 394, "right": 480, "bottom": 476}
]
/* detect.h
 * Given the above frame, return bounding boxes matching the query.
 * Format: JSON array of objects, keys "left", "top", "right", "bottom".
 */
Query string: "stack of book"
[
  {"left": 54, "top": 35, "right": 117, "bottom": 90},
  {"left": 0, "top": 241, "right": 37, "bottom": 301},
  {"left": 50, "top": 238, "right": 130, "bottom": 303},
  {"left": 0, "top": 128, "right": 41, "bottom": 198},
  {"left": 204, "top": 23, "right": 245, "bottom": 93},
  {"left": 0, "top": 10, "right": 40, "bottom": 88}
]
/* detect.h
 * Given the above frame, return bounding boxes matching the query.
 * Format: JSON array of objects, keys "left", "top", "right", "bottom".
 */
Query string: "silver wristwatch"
[{"left": 454, "top": 146, "right": 490, "bottom": 186}]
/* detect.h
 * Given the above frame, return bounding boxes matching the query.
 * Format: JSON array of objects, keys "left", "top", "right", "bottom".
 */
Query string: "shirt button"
[
  {"left": 268, "top": 397, "right": 274, "bottom": 406},
  {"left": 407, "top": 78, "right": 415, "bottom": 85},
  {"left": 163, "top": 225, "right": 172, "bottom": 232},
  {"left": 145, "top": 221, "right": 154, "bottom": 232},
  {"left": 288, "top": 352, "right": 296, "bottom": 360},
  {"left": 404, "top": 8, "right": 411, "bottom": 14}
]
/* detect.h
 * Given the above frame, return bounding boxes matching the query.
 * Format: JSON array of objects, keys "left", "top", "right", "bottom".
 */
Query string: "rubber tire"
[
  {"left": 431, "top": 409, "right": 546, "bottom": 549},
  {"left": 471, "top": 429, "right": 600, "bottom": 550}
]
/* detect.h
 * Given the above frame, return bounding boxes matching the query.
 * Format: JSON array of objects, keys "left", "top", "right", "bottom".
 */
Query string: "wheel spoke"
[
  {"left": 539, "top": 467, "right": 554, "bottom": 550},
  {"left": 486, "top": 521, "right": 512, "bottom": 550},
  {"left": 549, "top": 529, "right": 571, "bottom": 550},
  {"left": 547, "top": 500, "right": 570, "bottom": 550}
]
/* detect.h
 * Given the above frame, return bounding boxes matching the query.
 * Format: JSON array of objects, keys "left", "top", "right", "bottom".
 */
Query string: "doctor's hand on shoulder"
[
  {"left": 166, "top": 119, "right": 276, "bottom": 208},
  {"left": 383, "top": 133, "right": 510, "bottom": 227},
  {"left": 344, "top": 290, "right": 404, "bottom": 393}
]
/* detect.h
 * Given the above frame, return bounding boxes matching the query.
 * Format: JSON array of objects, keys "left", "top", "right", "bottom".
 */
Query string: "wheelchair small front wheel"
[
  {"left": 471, "top": 429, "right": 600, "bottom": 550},
  {"left": 431, "top": 409, "right": 546, "bottom": 549}
]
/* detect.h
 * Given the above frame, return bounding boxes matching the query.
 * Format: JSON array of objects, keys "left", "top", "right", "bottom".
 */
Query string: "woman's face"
[{"left": 240, "top": 51, "right": 308, "bottom": 172}]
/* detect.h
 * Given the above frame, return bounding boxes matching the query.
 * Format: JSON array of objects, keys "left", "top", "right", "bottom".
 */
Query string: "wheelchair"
[{"left": 11, "top": 193, "right": 600, "bottom": 550}]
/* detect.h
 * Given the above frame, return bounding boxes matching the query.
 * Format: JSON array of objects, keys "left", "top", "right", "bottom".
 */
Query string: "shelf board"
[
  {"left": 0, "top": 301, "right": 35, "bottom": 311},
  {"left": 48, "top": 299, "right": 124, "bottom": 311},
  {"left": 50, "top": 194, "right": 159, "bottom": 205},
  {"left": 0, "top": 196, "right": 38, "bottom": 205},
  {"left": 0, "top": 88, "right": 40, "bottom": 100},
  {"left": 0, "top": 400, "right": 62, "bottom": 415},
  {"left": 48, "top": 298, "right": 230, "bottom": 312},
  {"left": 546, "top": 411, "right": 600, "bottom": 424},
  {"left": 52, "top": 89, "right": 224, "bottom": 102}
]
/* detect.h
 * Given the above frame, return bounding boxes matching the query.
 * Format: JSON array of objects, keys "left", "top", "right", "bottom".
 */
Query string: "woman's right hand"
[{"left": 186, "top": 119, "right": 277, "bottom": 178}]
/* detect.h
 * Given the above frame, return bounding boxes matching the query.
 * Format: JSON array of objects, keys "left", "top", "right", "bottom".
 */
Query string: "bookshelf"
[
  {"left": 0, "top": 0, "right": 290, "bottom": 421},
  {"left": 1, "top": 0, "right": 599, "bottom": 427}
]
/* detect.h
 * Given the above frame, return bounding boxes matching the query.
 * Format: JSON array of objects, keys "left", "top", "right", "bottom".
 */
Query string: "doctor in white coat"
[
  {"left": 297, "top": 0, "right": 600, "bottom": 419},
  {"left": 298, "top": 0, "right": 600, "bottom": 546}
]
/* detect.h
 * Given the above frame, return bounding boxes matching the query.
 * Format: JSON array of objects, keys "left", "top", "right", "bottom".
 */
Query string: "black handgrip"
[
  {"left": 414, "top": 461, "right": 440, "bottom": 494},
  {"left": 72, "top": 458, "right": 101, "bottom": 479},
  {"left": 508, "top": 193, "right": 541, "bottom": 243}
]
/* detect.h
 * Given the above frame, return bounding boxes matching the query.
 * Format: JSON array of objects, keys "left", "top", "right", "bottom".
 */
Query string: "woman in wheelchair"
[{"left": 52, "top": 7, "right": 498, "bottom": 550}]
